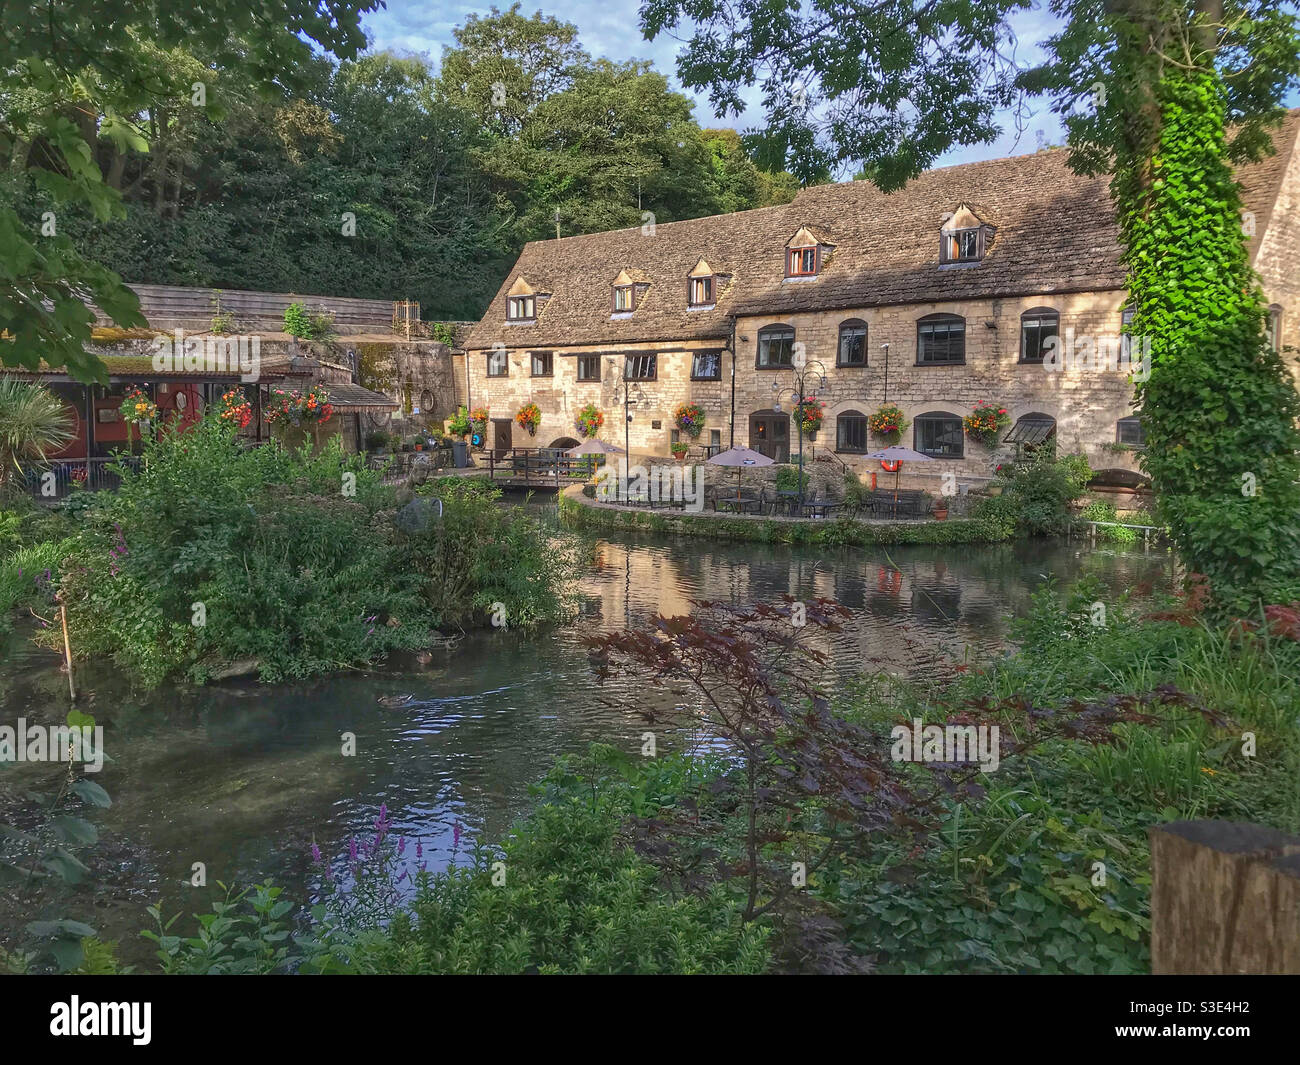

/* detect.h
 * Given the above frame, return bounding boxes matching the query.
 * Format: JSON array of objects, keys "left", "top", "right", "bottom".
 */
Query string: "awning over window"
[{"left": 1004, "top": 414, "right": 1056, "bottom": 446}]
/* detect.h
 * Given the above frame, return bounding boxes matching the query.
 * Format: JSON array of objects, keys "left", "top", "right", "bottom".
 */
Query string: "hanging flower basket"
[
  {"left": 794, "top": 396, "right": 825, "bottom": 437},
  {"left": 119, "top": 386, "right": 157, "bottom": 429},
  {"left": 266, "top": 385, "right": 334, "bottom": 428},
  {"left": 516, "top": 402, "right": 541, "bottom": 436},
  {"left": 575, "top": 403, "right": 605, "bottom": 438},
  {"left": 673, "top": 402, "right": 706, "bottom": 439},
  {"left": 869, "top": 403, "right": 908, "bottom": 443},
  {"left": 963, "top": 400, "right": 1010, "bottom": 448},
  {"left": 217, "top": 387, "right": 253, "bottom": 430}
]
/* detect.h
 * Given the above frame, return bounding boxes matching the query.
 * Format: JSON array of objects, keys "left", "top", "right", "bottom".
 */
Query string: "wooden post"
[
  {"left": 1149, "top": 820, "right": 1300, "bottom": 973},
  {"left": 59, "top": 601, "right": 76, "bottom": 703}
]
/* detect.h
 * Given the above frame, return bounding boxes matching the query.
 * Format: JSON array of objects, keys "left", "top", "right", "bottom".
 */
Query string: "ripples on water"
[{"left": 0, "top": 514, "right": 1174, "bottom": 954}]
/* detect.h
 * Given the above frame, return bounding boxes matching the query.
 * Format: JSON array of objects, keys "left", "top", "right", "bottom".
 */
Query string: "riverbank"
[{"left": 558, "top": 484, "right": 1011, "bottom": 545}]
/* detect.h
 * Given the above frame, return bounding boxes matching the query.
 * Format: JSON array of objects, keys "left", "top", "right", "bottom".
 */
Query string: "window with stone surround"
[
  {"left": 837, "top": 320, "right": 868, "bottom": 367},
  {"left": 941, "top": 228, "right": 984, "bottom": 263},
  {"left": 507, "top": 295, "right": 535, "bottom": 321},
  {"left": 1116, "top": 416, "right": 1145, "bottom": 448},
  {"left": 1019, "top": 308, "right": 1059, "bottom": 364},
  {"left": 613, "top": 285, "right": 635, "bottom": 312},
  {"left": 916, "top": 314, "right": 966, "bottom": 365},
  {"left": 577, "top": 354, "right": 601, "bottom": 382},
  {"left": 531, "top": 351, "right": 553, "bottom": 377},
  {"left": 486, "top": 349, "right": 509, "bottom": 377},
  {"left": 624, "top": 354, "right": 657, "bottom": 381},
  {"left": 756, "top": 325, "right": 796, "bottom": 368},
  {"left": 692, "top": 351, "right": 722, "bottom": 380},
  {"left": 836, "top": 410, "right": 868, "bottom": 452},
  {"left": 914, "top": 411, "right": 964, "bottom": 457}
]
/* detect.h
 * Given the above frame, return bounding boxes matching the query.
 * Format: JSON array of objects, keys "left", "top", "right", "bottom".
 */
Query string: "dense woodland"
[{"left": 3, "top": 5, "right": 798, "bottom": 321}]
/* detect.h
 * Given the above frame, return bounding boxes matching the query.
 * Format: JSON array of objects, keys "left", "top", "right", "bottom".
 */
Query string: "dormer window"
[
  {"left": 613, "top": 285, "right": 634, "bottom": 312},
  {"left": 939, "top": 206, "right": 993, "bottom": 264},
  {"left": 944, "top": 229, "right": 983, "bottom": 262},
  {"left": 689, "top": 276, "right": 713, "bottom": 306},
  {"left": 788, "top": 247, "right": 818, "bottom": 276},
  {"left": 507, "top": 295, "right": 535, "bottom": 321},
  {"left": 784, "top": 226, "right": 831, "bottom": 279}
]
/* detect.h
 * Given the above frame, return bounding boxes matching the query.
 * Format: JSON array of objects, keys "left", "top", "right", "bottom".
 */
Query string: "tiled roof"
[
  {"left": 320, "top": 382, "right": 399, "bottom": 411},
  {"left": 464, "top": 109, "right": 1299, "bottom": 350}
]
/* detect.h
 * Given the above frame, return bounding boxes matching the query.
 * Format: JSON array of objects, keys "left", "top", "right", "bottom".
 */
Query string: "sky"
[{"left": 360, "top": 0, "right": 1072, "bottom": 169}]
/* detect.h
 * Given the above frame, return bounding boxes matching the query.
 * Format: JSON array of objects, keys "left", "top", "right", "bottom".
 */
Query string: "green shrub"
[
  {"left": 773, "top": 465, "right": 810, "bottom": 493},
  {"left": 348, "top": 791, "right": 769, "bottom": 974}
]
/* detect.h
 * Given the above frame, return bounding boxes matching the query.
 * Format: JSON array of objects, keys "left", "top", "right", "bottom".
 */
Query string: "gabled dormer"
[
  {"left": 939, "top": 206, "right": 995, "bottom": 265},
  {"left": 687, "top": 258, "right": 728, "bottom": 309},
  {"left": 784, "top": 227, "right": 833, "bottom": 279},
  {"left": 610, "top": 269, "right": 650, "bottom": 316},
  {"left": 506, "top": 277, "right": 549, "bottom": 322}
]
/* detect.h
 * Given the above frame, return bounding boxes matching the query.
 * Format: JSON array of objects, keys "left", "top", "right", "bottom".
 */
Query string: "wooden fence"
[{"left": 97, "top": 284, "right": 398, "bottom": 332}]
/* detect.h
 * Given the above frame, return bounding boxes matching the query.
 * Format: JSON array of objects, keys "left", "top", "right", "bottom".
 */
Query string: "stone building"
[{"left": 464, "top": 112, "right": 1300, "bottom": 491}]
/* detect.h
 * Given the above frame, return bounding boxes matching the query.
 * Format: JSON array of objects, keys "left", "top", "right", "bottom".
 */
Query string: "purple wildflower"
[{"left": 311, "top": 842, "right": 322, "bottom": 863}]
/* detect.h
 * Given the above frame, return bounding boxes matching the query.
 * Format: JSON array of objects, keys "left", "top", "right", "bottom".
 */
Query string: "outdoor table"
[
  {"left": 772, "top": 489, "right": 802, "bottom": 516},
  {"left": 800, "top": 500, "right": 843, "bottom": 519},
  {"left": 717, "top": 493, "right": 762, "bottom": 514}
]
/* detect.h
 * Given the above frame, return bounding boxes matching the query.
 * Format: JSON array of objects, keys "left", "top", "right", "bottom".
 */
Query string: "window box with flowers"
[
  {"left": 575, "top": 403, "right": 605, "bottom": 439},
  {"left": 515, "top": 402, "right": 541, "bottom": 436},
  {"left": 868, "top": 403, "right": 908, "bottom": 444},
  {"left": 795, "top": 396, "right": 826, "bottom": 440},
  {"left": 963, "top": 401, "right": 1010, "bottom": 448},
  {"left": 673, "top": 402, "right": 706, "bottom": 439}
]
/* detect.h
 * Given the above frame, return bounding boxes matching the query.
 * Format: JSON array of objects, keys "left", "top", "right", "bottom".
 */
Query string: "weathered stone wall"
[
  {"left": 348, "top": 339, "right": 459, "bottom": 435},
  {"left": 1254, "top": 130, "right": 1300, "bottom": 388}
]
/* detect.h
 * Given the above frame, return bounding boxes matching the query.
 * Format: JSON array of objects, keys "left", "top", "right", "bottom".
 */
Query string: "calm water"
[{"left": 0, "top": 518, "right": 1174, "bottom": 958}]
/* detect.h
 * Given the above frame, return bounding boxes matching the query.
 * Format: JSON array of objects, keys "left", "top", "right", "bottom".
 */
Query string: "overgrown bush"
[
  {"left": 973, "top": 449, "right": 1091, "bottom": 537},
  {"left": 406, "top": 477, "right": 579, "bottom": 629}
]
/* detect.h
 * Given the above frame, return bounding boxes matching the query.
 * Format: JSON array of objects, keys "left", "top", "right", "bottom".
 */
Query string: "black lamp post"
[{"left": 772, "top": 359, "right": 827, "bottom": 506}]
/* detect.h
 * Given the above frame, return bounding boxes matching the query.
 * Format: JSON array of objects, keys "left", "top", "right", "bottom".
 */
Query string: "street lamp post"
[{"left": 772, "top": 359, "right": 827, "bottom": 507}]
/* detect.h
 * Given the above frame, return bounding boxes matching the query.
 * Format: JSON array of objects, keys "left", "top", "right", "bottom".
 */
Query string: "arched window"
[
  {"left": 837, "top": 320, "right": 867, "bottom": 367},
  {"left": 756, "top": 325, "right": 795, "bottom": 369},
  {"left": 836, "top": 409, "right": 868, "bottom": 452},
  {"left": 1269, "top": 304, "right": 1283, "bottom": 352},
  {"left": 1020, "top": 308, "right": 1059, "bottom": 364},
  {"left": 916, "top": 314, "right": 965, "bottom": 365},
  {"left": 914, "top": 411, "right": 964, "bottom": 458}
]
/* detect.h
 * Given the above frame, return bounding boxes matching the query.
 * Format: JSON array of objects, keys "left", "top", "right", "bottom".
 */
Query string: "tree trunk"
[{"left": 1149, "top": 820, "right": 1300, "bottom": 974}]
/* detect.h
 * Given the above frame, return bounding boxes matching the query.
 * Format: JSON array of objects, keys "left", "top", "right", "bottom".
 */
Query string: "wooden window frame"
[
  {"left": 688, "top": 276, "right": 714, "bottom": 307},
  {"left": 1116, "top": 416, "right": 1146, "bottom": 448},
  {"left": 576, "top": 354, "right": 601, "bottom": 383},
  {"left": 507, "top": 295, "right": 535, "bottom": 321},
  {"left": 624, "top": 354, "right": 657, "bottom": 381},
  {"left": 756, "top": 325, "right": 796, "bottom": 369},
  {"left": 835, "top": 411, "right": 868, "bottom": 453},
  {"left": 612, "top": 285, "right": 635, "bottom": 312},
  {"left": 1019, "top": 308, "right": 1060, "bottom": 364},
  {"left": 786, "top": 246, "right": 819, "bottom": 277},
  {"left": 940, "top": 227, "right": 984, "bottom": 264},
  {"left": 914, "top": 412, "right": 965, "bottom": 458},
  {"left": 837, "top": 320, "right": 868, "bottom": 367},
  {"left": 691, "top": 351, "right": 722, "bottom": 381},
  {"left": 485, "top": 350, "right": 509, "bottom": 378},
  {"left": 530, "top": 350, "right": 553, "bottom": 377},
  {"left": 916, "top": 314, "right": 966, "bottom": 366}
]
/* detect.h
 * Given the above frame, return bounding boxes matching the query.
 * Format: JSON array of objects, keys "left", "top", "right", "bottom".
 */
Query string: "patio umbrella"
[
  {"left": 864, "top": 444, "right": 935, "bottom": 502},
  {"left": 563, "top": 438, "right": 624, "bottom": 457},
  {"left": 564, "top": 437, "right": 624, "bottom": 480},
  {"left": 707, "top": 445, "right": 775, "bottom": 495}
]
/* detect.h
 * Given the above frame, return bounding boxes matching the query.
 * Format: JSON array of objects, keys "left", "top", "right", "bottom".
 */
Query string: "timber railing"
[{"left": 485, "top": 447, "right": 591, "bottom": 488}]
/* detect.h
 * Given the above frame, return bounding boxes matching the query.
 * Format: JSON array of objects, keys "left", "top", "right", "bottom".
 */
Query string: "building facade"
[{"left": 464, "top": 112, "right": 1300, "bottom": 491}]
